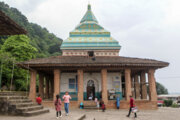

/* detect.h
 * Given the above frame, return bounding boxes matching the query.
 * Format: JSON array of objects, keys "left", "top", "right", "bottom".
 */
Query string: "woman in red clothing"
[
  {"left": 54, "top": 94, "right": 62, "bottom": 119},
  {"left": 126, "top": 96, "right": 137, "bottom": 118}
]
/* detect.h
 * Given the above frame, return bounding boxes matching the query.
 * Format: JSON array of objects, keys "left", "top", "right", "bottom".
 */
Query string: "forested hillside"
[
  {"left": 0, "top": 1, "right": 62, "bottom": 58},
  {"left": 0, "top": 2, "right": 62, "bottom": 91}
]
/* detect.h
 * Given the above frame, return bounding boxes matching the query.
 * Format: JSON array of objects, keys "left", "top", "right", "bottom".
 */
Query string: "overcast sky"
[{"left": 1, "top": 0, "right": 180, "bottom": 93}]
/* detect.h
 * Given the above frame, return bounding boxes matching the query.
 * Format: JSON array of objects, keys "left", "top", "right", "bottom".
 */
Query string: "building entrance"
[{"left": 87, "top": 80, "right": 95, "bottom": 100}]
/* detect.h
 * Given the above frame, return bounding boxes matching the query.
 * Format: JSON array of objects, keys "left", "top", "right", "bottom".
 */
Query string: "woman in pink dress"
[
  {"left": 63, "top": 91, "right": 71, "bottom": 116},
  {"left": 54, "top": 94, "right": 62, "bottom": 119}
]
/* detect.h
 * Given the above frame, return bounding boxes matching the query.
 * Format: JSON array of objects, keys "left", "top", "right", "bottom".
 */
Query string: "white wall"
[{"left": 60, "top": 72, "right": 122, "bottom": 93}]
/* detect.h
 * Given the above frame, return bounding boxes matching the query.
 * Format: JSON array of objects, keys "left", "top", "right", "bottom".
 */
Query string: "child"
[
  {"left": 80, "top": 102, "right": 84, "bottom": 109},
  {"left": 36, "top": 94, "right": 42, "bottom": 105},
  {"left": 54, "top": 94, "right": 62, "bottom": 119},
  {"left": 63, "top": 91, "right": 72, "bottom": 116},
  {"left": 97, "top": 101, "right": 100, "bottom": 111},
  {"left": 101, "top": 101, "right": 106, "bottom": 112},
  {"left": 116, "top": 96, "right": 120, "bottom": 109},
  {"left": 94, "top": 97, "right": 100, "bottom": 111}
]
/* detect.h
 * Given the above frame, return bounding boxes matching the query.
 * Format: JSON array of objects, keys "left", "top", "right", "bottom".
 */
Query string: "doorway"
[{"left": 87, "top": 80, "right": 95, "bottom": 100}]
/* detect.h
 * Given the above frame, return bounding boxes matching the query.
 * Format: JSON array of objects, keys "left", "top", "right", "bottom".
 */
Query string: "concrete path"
[
  {"left": 83, "top": 107, "right": 180, "bottom": 120},
  {"left": 0, "top": 108, "right": 85, "bottom": 120},
  {"left": 0, "top": 107, "right": 180, "bottom": 120}
]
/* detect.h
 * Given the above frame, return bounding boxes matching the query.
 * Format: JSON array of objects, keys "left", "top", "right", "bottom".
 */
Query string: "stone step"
[
  {"left": 22, "top": 108, "right": 49, "bottom": 117},
  {"left": 9, "top": 99, "right": 32, "bottom": 104},
  {"left": 0, "top": 92, "right": 27, "bottom": 96},
  {"left": 13, "top": 102, "right": 37, "bottom": 108},
  {"left": 8, "top": 96, "right": 28, "bottom": 99},
  {"left": 83, "top": 106, "right": 99, "bottom": 110},
  {"left": 16, "top": 105, "right": 43, "bottom": 112}
]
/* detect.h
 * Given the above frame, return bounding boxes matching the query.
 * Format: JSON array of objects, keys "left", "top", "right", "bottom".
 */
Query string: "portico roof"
[
  {"left": 18, "top": 56, "right": 169, "bottom": 69},
  {"left": 0, "top": 10, "right": 27, "bottom": 35}
]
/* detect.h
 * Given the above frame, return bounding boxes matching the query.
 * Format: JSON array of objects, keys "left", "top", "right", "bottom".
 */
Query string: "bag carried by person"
[{"left": 131, "top": 107, "right": 138, "bottom": 113}]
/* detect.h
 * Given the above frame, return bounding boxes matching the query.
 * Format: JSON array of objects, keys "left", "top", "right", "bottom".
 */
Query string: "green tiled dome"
[{"left": 61, "top": 4, "right": 121, "bottom": 50}]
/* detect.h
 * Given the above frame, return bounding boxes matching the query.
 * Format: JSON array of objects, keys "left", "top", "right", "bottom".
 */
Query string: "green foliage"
[
  {"left": 0, "top": 35, "right": 37, "bottom": 91},
  {"left": 1, "top": 35, "right": 37, "bottom": 61},
  {"left": 147, "top": 82, "right": 168, "bottom": 95},
  {"left": 171, "top": 103, "right": 179, "bottom": 108},
  {"left": 156, "top": 82, "right": 168, "bottom": 95},
  {"left": 164, "top": 100, "right": 173, "bottom": 107}
]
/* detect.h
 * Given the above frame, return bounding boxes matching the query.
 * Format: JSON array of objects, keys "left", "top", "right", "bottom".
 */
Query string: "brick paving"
[{"left": 0, "top": 107, "right": 180, "bottom": 120}]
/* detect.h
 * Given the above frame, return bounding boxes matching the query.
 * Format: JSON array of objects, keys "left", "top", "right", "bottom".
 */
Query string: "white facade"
[{"left": 60, "top": 72, "right": 122, "bottom": 93}]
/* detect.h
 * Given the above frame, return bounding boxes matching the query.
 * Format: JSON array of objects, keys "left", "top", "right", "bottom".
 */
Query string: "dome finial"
[{"left": 88, "top": 3, "right": 91, "bottom": 10}]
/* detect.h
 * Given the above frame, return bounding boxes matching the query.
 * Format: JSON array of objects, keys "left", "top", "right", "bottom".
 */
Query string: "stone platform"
[{"left": 0, "top": 92, "right": 49, "bottom": 116}]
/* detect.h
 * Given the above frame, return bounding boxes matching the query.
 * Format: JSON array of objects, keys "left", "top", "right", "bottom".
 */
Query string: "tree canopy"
[
  {"left": 0, "top": 1, "right": 63, "bottom": 91},
  {"left": 156, "top": 82, "right": 168, "bottom": 95},
  {"left": 0, "top": 35, "right": 37, "bottom": 91}
]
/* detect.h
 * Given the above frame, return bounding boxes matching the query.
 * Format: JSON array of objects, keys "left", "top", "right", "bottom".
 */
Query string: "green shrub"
[
  {"left": 164, "top": 100, "right": 173, "bottom": 107},
  {"left": 171, "top": 103, "right": 179, "bottom": 108}
]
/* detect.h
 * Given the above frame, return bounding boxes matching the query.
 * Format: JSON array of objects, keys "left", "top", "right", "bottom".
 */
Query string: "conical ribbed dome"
[{"left": 61, "top": 4, "right": 121, "bottom": 50}]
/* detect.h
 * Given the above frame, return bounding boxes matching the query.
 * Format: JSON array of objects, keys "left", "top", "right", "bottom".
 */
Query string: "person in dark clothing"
[
  {"left": 101, "top": 101, "right": 106, "bottom": 112},
  {"left": 126, "top": 96, "right": 137, "bottom": 118}
]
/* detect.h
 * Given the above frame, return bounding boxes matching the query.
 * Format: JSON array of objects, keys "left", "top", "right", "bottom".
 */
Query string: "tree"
[
  {"left": 1, "top": 35, "right": 37, "bottom": 61},
  {"left": 156, "top": 82, "right": 168, "bottom": 95},
  {"left": 0, "top": 35, "right": 37, "bottom": 91},
  {"left": 147, "top": 82, "right": 168, "bottom": 95}
]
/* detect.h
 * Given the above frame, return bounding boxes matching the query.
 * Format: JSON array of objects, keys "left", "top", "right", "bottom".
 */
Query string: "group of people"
[
  {"left": 54, "top": 91, "right": 71, "bottom": 118},
  {"left": 36, "top": 91, "right": 71, "bottom": 119},
  {"left": 36, "top": 93, "right": 137, "bottom": 119}
]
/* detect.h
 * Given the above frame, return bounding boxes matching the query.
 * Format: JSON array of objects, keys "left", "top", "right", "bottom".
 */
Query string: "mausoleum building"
[{"left": 19, "top": 4, "right": 169, "bottom": 109}]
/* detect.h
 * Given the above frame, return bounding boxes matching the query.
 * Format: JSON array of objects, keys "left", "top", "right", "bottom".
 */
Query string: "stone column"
[
  {"left": 134, "top": 75, "right": 140, "bottom": 99},
  {"left": 39, "top": 73, "right": 44, "bottom": 99},
  {"left": 141, "top": 71, "right": 147, "bottom": 99},
  {"left": 29, "top": 70, "right": 37, "bottom": 101},
  {"left": 125, "top": 69, "right": 131, "bottom": 101},
  {"left": 50, "top": 78, "right": 54, "bottom": 98},
  {"left": 101, "top": 69, "right": 108, "bottom": 104},
  {"left": 77, "top": 69, "right": 84, "bottom": 104},
  {"left": 131, "top": 77, "right": 135, "bottom": 98},
  {"left": 45, "top": 77, "right": 49, "bottom": 99},
  {"left": 148, "top": 69, "right": 157, "bottom": 101},
  {"left": 54, "top": 69, "right": 60, "bottom": 101}
]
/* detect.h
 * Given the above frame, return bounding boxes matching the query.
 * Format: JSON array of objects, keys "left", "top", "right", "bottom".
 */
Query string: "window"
[
  {"left": 69, "top": 78, "right": 78, "bottom": 90},
  {"left": 69, "top": 78, "right": 75, "bottom": 89}
]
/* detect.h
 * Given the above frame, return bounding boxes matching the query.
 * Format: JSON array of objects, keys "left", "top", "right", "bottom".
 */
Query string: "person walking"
[
  {"left": 54, "top": 94, "right": 62, "bottom": 119},
  {"left": 126, "top": 96, "right": 137, "bottom": 118},
  {"left": 63, "top": 91, "right": 71, "bottom": 116}
]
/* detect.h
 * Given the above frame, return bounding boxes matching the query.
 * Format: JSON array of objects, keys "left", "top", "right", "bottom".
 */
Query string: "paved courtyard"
[{"left": 0, "top": 107, "right": 180, "bottom": 120}]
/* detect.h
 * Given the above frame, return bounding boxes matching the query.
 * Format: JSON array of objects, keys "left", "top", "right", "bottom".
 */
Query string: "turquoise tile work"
[{"left": 61, "top": 4, "right": 121, "bottom": 50}]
